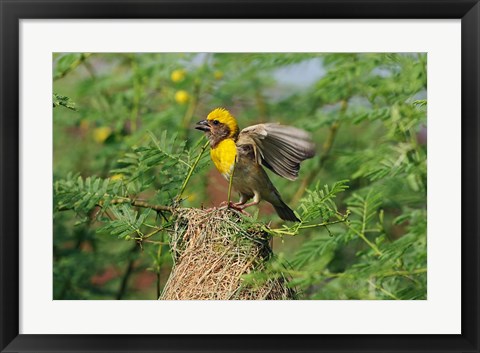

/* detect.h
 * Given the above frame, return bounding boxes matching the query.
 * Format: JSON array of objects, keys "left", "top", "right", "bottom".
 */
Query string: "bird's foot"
[
  {"left": 219, "top": 200, "right": 241, "bottom": 208},
  {"left": 219, "top": 201, "right": 251, "bottom": 216}
]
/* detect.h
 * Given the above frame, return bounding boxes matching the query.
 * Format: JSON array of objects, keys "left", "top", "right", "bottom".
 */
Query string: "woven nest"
[{"left": 160, "top": 207, "right": 295, "bottom": 300}]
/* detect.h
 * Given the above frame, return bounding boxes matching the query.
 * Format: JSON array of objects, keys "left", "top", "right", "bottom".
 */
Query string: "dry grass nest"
[{"left": 160, "top": 207, "right": 295, "bottom": 300}]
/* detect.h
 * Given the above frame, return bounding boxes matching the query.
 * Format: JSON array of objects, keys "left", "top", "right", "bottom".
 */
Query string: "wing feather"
[{"left": 238, "top": 123, "right": 315, "bottom": 180}]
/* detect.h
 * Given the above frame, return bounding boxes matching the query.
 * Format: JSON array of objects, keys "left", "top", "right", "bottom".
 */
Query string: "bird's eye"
[{"left": 213, "top": 120, "right": 219, "bottom": 125}]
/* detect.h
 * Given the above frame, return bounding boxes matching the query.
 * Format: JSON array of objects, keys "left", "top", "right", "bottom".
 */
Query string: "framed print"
[{"left": 1, "top": 0, "right": 479, "bottom": 352}]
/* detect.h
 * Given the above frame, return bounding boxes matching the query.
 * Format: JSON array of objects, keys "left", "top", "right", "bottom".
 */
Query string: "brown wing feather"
[{"left": 238, "top": 123, "right": 316, "bottom": 180}]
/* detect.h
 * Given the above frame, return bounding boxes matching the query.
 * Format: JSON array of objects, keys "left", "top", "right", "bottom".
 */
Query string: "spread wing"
[{"left": 238, "top": 123, "right": 316, "bottom": 180}]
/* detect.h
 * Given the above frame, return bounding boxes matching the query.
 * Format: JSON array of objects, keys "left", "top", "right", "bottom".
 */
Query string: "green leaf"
[{"left": 53, "top": 93, "right": 77, "bottom": 111}]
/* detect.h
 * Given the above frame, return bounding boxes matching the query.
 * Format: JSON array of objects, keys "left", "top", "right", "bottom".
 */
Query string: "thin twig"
[
  {"left": 176, "top": 139, "right": 210, "bottom": 203},
  {"left": 57, "top": 197, "right": 173, "bottom": 213},
  {"left": 345, "top": 222, "right": 383, "bottom": 256},
  {"left": 54, "top": 53, "right": 92, "bottom": 81},
  {"left": 367, "top": 280, "right": 400, "bottom": 300},
  {"left": 110, "top": 198, "right": 173, "bottom": 213},
  {"left": 264, "top": 213, "right": 349, "bottom": 237}
]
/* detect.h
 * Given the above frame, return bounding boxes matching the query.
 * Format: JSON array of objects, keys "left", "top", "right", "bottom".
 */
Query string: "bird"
[{"left": 195, "top": 108, "right": 316, "bottom": 222}]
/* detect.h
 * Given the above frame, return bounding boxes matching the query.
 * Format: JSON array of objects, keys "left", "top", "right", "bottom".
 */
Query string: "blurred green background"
[{"left": 53, "top": 53, "right": 427, "bottom": 300}]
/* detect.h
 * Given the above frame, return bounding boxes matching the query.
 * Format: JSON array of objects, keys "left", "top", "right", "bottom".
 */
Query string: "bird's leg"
[
  {"left": 232, "top": 194, "right": 249, "bottom": 207},
  {"left": 237, "top": 200, "right": 259, "bottom": 209},
  {"left": 221, "top": 194, "right": 248, "bottom": 208},
  {"left": 220, "top": 201, "right": 239, "bottom": 209},
  {"left": 219, "top": 202, "right": 251, "bottom": 216},
  {"left": 219, "top": 194, "right": 253, "bottom": 216},
  {"left": 237, "top": 192, "right": 260, "bottom": 210}
]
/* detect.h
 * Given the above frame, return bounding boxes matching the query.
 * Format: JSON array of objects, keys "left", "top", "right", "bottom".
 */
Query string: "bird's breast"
[{"left": 210, "top": 139, "right": 237, "bottom": 178}]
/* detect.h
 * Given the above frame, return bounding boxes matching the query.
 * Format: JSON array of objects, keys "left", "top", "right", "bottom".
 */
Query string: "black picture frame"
[{"left": 1, "top": 1, "right": 479, "bottom": 352}]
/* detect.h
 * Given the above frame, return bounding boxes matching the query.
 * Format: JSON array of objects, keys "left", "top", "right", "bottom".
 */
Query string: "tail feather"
[{"left": 273, "top": 200, "right": 300, "bottom": 222}]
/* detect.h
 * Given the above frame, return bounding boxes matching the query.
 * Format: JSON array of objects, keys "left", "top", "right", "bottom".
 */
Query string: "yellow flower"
[
  {"left": 213, "top": 70, "right": 224, "bottom": 80},
  {"left": 110, "top": 174, "right": 124, "bottom": 181},
  {"left": 93, "top": 126, "right": 112, "bottom": 143},
  {"left": 175, "top": 90, "right": 190, "bottom": 104},
  {"left": 171, "top": 69, "right": 186, "bottom": 83}
]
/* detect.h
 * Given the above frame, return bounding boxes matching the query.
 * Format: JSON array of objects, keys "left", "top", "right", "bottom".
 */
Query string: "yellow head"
[
  {"left": 206, "top": 108, "right": 239, "bottom": 138},
  {"left": 195, "top": 108, "right": 240, "bottom": 146}
]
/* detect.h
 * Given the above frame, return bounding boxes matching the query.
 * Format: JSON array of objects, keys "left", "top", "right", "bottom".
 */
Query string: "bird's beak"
[{"left": 195, "top": 119, "right": 211, "bottom": 132}]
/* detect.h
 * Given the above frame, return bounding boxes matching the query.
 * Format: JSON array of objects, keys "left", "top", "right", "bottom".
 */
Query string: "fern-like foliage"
[
  {"left": 299, "top": 180, "right": 350, "bottom": 222},
  {"left": 96, "top": 205, "right": 152, "bottom": 240},
  {"left": 111, "top": 132, "right": 209, "bottom": 200},
  {"left": 277, "top": 187, "right": 426, "bottom": 300},
  {"left": 290, "top": 236, "right": 337, "bottom": 271},
  {"left": 54, "top": 174, "right": 122, "bottom": 214},
  {"left": 345, "top": 190, "right": 384, "bottom": 244},
  {"left": 53, "top": 131, "right": 209, "bottom": 242},
  {"left": 53, "top": 93, "right": 77, "bottom": 111},
  {"left": 263, "top": 180, "right": 350, "bottom": 238}
]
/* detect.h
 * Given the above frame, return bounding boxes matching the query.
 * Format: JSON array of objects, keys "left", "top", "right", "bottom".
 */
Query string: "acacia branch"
[
  {"left": 263, "top": 212, "right": 349, "bottom": 237},
  {"left": 57, "top": 198, "right": 173, "bottom": 214},
  {"left": 107, "top": 197, "right": 173, "bottom": 212}
]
